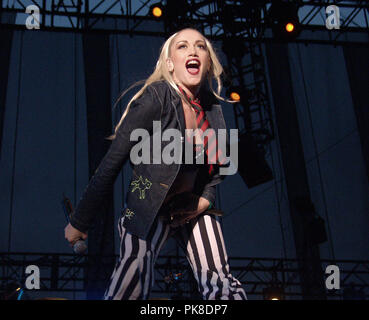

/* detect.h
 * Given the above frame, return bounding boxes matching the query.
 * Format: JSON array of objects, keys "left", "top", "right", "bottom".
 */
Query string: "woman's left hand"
[{"left": 169, "top": 192, "right": 210, "bottom": 227}]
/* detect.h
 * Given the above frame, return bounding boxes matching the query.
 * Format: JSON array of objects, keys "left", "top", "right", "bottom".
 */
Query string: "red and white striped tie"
[{"left": 178, "top": 86, "right": 226, "bottom": 175}]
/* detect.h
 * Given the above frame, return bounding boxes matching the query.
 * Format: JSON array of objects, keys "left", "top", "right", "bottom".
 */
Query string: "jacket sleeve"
[
  {"left": 199, "top": 165, "right": 225, "bottom": 207},
  {"left": 69, "top": 85, "right": 163, "bottom": 233},
  {"left": 200, "top": 184, "right": 216, "bottom": 207}
]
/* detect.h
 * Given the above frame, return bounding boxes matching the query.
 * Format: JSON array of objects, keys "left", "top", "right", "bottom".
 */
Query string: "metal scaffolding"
[
  {"left": 0, "top": 1, "right": 368, "bottom": 44},
  {"left": 1, "top": 252, "right": 368, "bottom": 299},
  {"left": 1, "top": 0, "right": 367, "bottom": 148}
]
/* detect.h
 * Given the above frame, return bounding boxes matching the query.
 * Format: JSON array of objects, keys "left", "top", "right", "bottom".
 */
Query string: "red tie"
[{"left": 178, "top": 86, "right": 225, "bottom": 175}]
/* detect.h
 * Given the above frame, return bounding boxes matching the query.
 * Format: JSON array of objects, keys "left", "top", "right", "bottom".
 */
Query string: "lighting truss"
[
  {"left": 1, "top": 252, "right": 368, "bottom": 299},
  {"left": 0, "top": 1, "right": 368, "bottom": 44},
  {"left": 1, "top": 1, "right": 367, "bottom": 146},
  {"left": 2, "top": 1, "right": 366, "bottom": 146},
  {"left": 222, "top": 39, "right": 274, "bottom": 144}
]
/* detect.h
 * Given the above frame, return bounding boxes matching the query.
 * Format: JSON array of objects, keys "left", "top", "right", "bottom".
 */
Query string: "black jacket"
[{"left": 70, "top": 80, "right": 228, "bottom": 239}]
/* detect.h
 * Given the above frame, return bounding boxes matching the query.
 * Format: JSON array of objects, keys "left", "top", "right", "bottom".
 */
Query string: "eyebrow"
[{"left": 175, "top": 39, "right": 206, "bottom": 45}]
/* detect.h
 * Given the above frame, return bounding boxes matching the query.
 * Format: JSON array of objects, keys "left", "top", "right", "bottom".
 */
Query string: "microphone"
[
  {"left": 73, "top": 239, "right": 88, "bottom": 254},
  {"left": 61, "top": 193, "right": 87, "bottom": 254}
]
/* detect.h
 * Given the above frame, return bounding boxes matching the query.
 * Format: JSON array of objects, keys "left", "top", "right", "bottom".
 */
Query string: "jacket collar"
[
  {"left": 167, "top": 82, "right": 216, "bottom": 135},
  {"left": 167, "top": 83, "right": 186, "bottom": 137}
]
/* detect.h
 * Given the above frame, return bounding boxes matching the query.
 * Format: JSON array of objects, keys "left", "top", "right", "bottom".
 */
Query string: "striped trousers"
[{"left": 104, "top": 212, "right": 247, "bottom": 300}]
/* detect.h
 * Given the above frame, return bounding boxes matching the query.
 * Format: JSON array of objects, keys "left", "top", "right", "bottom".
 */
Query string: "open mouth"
[{"left": 186, "top": 59, "right": 201, "bottom": 75}]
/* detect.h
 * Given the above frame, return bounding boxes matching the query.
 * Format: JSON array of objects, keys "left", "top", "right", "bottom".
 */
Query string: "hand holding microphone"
[
  {"left": 62, "top": 194, "right": 88, "bottom": 254},
  {"left": 64, "top": 223, "right": 88, "bottom": 254}
]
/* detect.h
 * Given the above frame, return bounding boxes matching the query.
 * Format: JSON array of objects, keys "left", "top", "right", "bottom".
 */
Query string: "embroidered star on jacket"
[{"left": 131, "top": 175, "right": 152, "bottom": 199}]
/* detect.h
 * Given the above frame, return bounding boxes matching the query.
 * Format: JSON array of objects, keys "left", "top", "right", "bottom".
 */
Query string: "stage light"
[
  {"left": 150, "top": 3, "right": 164, "bottom": 18},
  {"left": 263, "top": 286, "right": 284, "bottom": 300},
  {"left": 268, "top": 1, "right": 301, "bottom": 40},
  {"left": 0, "top": 282, "right": 24, "bottom": 300},
  {"left": 152, "top": 6, "right": 162, "bottom": 18},
  {"left": 226, "top": 86, "right": 247, "bottom": 103},
  {"left": 230, "top": 91, "right": 241, "bottom": 102},
  {"left": 285, "top": 22, "right": 295, "bottom": 32},
  {"left": 150, "top": 0, "right": 192, "bottom": 34}
]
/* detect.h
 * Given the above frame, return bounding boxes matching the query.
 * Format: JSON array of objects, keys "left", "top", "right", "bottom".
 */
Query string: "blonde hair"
[{"left": 109, "top": 28, "right": 229, "bottom": 140}]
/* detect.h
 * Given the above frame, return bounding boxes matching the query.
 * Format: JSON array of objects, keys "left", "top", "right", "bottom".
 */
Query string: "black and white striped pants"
[{"left": 104, "top": 213, "right": 247, "bottom": 300}]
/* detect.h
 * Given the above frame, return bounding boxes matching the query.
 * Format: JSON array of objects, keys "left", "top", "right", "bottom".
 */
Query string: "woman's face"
[{"left": 167, "top": 29, "right": 211, "bottom": 97}]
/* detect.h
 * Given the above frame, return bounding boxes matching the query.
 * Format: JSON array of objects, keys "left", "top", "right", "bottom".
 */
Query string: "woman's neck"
[{"left": 177, "top": 83, "right": 200, "bottom": 101}]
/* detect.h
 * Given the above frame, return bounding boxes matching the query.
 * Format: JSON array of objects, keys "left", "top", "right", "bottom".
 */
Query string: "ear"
[
  {"left": 166, "top": 58, "right": 174, "bottom": 72},
  {"left": 207, "top": 58, "right": 212, "bottom": 72}
]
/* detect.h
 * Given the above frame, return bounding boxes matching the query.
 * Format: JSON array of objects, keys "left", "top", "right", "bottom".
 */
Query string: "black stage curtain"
[
  {"left": 0, "top": 28, "right": 14, "bottom": 160},
  {"left": 82, "top": 33, "right": 115, "bottom": 300},
  {"left": 343, "top": 44, "right": 369, "bottom": 183},
  {"left": 265, "top": 41, "right": 326, "bottom": 299}
]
